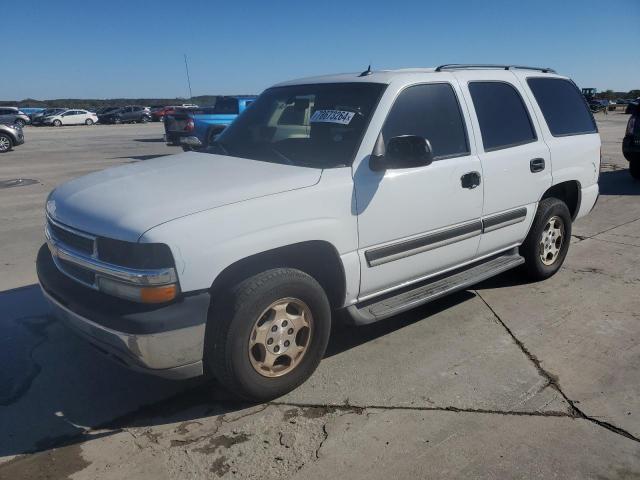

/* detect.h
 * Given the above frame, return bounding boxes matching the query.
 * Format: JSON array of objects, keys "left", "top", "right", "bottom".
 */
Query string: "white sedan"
[{"left": 43, "top": 109, "right": 99, "bottom": 126}]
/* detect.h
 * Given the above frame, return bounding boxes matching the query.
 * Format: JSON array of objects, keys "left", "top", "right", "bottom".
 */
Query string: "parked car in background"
[
  {"left": 0, "top": 107, "right": 31, "bottom": 128},
  {"left": 152, "top": 105, "right": 199, "bottom": 122},
  {"left": 38, "top": 65, "right": 600, "bottom": 401},
  {"left": 32, "top": 108, "right": 67, "bottom": 125},
  {"left": 0, "top": 123, "right": 25, "bottom": 153},
  {"left": 99, "top": 106, "right": 151, "bottom": 124},
  {"left": 626, "top": 101, "right": 639, "bottom": 115},
  {"left": 164, "top": 96, "right": 255, "bottom": 150},
  {"left": 43, "top": 109, "right": 98, "bottom": 126},
  {"left": 19, "top": 107, "right": 45, "bottom": 119},
  {"left": 623, "top": 103, "right": 640, "bottom": 180}
]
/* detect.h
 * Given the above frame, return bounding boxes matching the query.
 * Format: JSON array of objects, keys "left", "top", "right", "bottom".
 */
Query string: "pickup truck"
[
  {"left": 164, "top": 96, "right": 255, "bottom": 150},
  {"left": 37, "top": 65, "right": 600, "bottom": 401}
]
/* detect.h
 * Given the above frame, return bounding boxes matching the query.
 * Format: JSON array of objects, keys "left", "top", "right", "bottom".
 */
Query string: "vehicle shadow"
[
  {"left": 133, "top": 138, "right": 165, "bottom": 143},
  {"left": 598, "top": 169, "right": 640, "bottom": 196},
  {"left": 0, "top": 281, "right": 479, "bottom": 459},
  {"left": 115, "top": 154, "right": 173, "bottom": 161}
]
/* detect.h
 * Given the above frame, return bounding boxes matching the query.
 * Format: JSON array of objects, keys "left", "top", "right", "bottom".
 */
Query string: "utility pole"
[{"left": 184, "top": 54, "right": 193, "bottom": 100}]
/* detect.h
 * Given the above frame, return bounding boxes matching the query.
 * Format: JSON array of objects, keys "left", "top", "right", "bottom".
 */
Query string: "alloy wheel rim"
[
  {"left": 0, "top": 137, "right": 10, "bottom": 151},
  {"left": 539, "top": 216, "right": 565, "bottom": 265},
  {"left": 248, "top": 297, "right": 313, "bottom": 378}
]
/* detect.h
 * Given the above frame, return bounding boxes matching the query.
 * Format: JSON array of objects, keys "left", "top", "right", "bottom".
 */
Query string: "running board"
[{"left": 347, "top": 250, "right": 524, "bottom": 325}]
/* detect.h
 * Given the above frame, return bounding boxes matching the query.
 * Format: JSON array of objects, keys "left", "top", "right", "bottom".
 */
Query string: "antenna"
[
  {"left": 183, "top": 54, "right": 193, "bottom": 99},
  {"left": 359, "top": 65, "right": 372, "bottom": 77}
]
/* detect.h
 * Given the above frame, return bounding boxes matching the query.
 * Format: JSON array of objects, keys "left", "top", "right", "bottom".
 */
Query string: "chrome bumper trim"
[{"left": 41, "top": 286, "right": 204, "bottom": 378}]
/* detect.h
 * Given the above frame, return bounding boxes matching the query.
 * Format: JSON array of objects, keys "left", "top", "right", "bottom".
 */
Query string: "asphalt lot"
[{"left": 1, "top": 115, "right": 639, "bottom": 479}]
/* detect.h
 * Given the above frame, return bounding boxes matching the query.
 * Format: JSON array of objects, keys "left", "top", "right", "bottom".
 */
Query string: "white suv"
[{"left": 37, "top": 65, "right": 600, "bottom": 400}]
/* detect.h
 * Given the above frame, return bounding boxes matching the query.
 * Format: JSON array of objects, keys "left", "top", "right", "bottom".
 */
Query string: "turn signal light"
[{"left": 140, "top": 284, "right": 178, "bottom": 303}]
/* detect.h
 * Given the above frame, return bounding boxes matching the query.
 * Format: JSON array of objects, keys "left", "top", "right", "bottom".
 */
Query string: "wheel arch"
[
  {"left": 541, "top": 180, "right": 581, "bottom": 220},
  {"left": 210, "top": 240, "right": 347, "bottom": 310}
]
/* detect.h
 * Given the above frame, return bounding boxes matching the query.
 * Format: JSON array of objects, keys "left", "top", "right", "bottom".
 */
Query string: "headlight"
[
  {"left": 95, "top": 237, "right": 179, "bottom": 303},
  {"left": 97, "top": 276, "right": 178, "bottom": 303}
]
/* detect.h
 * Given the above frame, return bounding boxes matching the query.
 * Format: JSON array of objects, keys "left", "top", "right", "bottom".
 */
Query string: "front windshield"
[{"left": 209, "top": 82, "right": 386, "bottom": 168}]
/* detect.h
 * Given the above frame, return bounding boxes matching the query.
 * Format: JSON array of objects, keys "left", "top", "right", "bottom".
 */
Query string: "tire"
[
  {"left": 520, "top": 198, "right": 572, "bottom": 281},
  {"left": 205, "top": 268, "right": 331, "bottom": 401},
  {"left": 141, "top": 115, "right": 150, "bottom": 123},
  {"left": 113, "top": 117, "right": 122, "bottom": 124},
  {"left": 14, "top": 119, "right": 26, "bottom": 128},
  {"left": 52, "top": 119, "right": 62, "bottom": 127},
  {"left": 0, "top": 134, "right": 13, "bottom": 153},
  {"left": 85, "top": 119, "right": 94, "bottom": 126},
  {"left": 630, "top": 161, "right": 640, "bottom": 181}
]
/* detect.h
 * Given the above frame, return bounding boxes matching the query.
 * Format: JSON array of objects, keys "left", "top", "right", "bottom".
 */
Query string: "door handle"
[
  {"left": 530, "top": 158, "right": 545, "bottom": 173},
  {"left": 461, "top": 171, "right": 481, "bottom": 189}
]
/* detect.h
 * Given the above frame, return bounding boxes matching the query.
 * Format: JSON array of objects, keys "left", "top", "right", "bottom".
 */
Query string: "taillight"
[
  {"left": 626, "top": 116, "right": 636, "bottom": 136},
  {"left": 185, "top": 119, "right": 195, "bottom": 132}
]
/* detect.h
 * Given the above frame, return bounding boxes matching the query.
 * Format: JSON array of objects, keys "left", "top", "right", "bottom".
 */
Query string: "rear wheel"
[
  {"left": 0, "top": 134, "right": 13, "bottom": 153},
  {"left": 205, "top": 268, "right": 331, "bottom": 401},
  {"left": 520, "top": 198, "right": 572, "bottom": 280},
  {"left": 85, "top": 119, "right": 94, "bottom": 126},
  {"left": 14, "top": 119, "right": 26, "bottom": 128},
  {"left": 630, "top": 160, "right": 640, "bottom": 180},
  {"left": 52, "top": 119, "right": 62, "bottom": 127}
]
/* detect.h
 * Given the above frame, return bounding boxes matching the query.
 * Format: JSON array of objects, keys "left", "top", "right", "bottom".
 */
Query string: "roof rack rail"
[{"left": 435, "top": 64, "right": 556, "bottom": 74}]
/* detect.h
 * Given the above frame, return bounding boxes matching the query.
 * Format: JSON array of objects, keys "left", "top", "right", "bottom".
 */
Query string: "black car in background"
[
  {"left": 0, "top": 107, "right": 31, "bottom": 128},
  {"left": 98, "top": 106, "right": 151, "bottom": 124},
  {"left": 31, "top": 108, "right": 67, "bottom": 125},
  {"left": 0, "top": 123, "right": 25, "bottom": 153},
  {"left": 623, "top": 102, "right": 640, "bottom": 180}
]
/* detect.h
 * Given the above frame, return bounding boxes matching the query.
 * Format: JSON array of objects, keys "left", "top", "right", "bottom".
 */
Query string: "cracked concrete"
[{"left": 2, "top": 116, "right": 640, "bottom": 478}]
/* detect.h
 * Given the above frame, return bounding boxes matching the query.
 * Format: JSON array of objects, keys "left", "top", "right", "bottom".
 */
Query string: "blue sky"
[{"left": 4, "top": 0, "right": 639, "bottom": 100}]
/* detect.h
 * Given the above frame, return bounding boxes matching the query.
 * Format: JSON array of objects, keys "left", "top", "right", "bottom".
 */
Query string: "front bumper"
[{"left": 36, "top": 244, "right": 209, "bottom": 379}]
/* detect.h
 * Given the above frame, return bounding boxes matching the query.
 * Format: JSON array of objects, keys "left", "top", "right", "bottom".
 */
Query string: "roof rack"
[{"left": 435, "top": 64, "right": 556, "bottom": 74}]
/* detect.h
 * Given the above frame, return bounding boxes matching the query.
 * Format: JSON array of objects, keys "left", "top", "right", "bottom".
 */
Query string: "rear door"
[
  {"left": 454, "top": 71, "right": 552, "bottom": 256},
  {"left": 62, "top": 110, "right": 80, "bottom": 125}
]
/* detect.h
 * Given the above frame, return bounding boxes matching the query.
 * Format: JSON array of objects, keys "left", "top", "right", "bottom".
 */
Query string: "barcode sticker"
[{"left": 310, "top": 110, "right": 355, "bottom": 125}]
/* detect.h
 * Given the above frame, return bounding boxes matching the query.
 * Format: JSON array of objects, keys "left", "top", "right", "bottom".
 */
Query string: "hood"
[{"left": 48, "top": 152, "right": 322, "bottom": 241}]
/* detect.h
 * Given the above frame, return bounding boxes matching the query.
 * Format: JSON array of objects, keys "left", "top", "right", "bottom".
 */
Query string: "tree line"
[{"left": 0, "top": 95, "right": 254, "bottom": 109}]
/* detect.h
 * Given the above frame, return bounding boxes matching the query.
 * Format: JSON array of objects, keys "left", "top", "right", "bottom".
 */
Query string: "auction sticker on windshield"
[{"left": 310, "top": 110, "right": 355, "bottom": 125}]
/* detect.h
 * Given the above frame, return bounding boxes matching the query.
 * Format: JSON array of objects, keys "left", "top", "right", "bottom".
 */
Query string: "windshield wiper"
[
  {"left": 269, "top": 146, "right": 295, "bottom": 166},
  {"left": 210, "top": 140, "right": 230, "bottom": 156}
]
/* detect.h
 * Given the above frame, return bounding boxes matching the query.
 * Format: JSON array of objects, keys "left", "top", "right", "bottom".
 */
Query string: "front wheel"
[
  {"left": 520, "top": 198, "right": 572, "bottom": 280},
  {"left": 14, "top": 119, "right": 26, "bottom": 128},
  {"left": 205, "top": 268, "right": 331, "bottom": 401},
  {"left": 0, "top": 134, "right": 13, "bottom": 153}
]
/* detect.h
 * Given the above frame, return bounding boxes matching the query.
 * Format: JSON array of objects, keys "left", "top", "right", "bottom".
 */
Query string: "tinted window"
[
  {"left": 214, "top": 98, "right": 239, "bottom": 114},
  {"left": 527, "top": 78, "right": 597, "bottom": 136},
  {"left": 469, "top": 82, "right": 536, "bottom": 151},
  {"left": 381, "top": 83, "right": 469, "bottom": 159}
]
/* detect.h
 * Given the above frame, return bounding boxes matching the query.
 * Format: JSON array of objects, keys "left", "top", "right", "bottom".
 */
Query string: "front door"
[{"left": 355, "top": 81, "right": 484, "bottom": 298}]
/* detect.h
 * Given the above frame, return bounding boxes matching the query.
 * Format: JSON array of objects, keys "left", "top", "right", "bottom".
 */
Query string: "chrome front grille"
[{"left": 46, "top": 217, "right": 98, "bottom": 287}]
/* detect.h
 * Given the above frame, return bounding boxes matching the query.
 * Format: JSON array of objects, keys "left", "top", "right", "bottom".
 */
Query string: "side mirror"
[{"left": 370, "top": 135, "right": 433, "bottom": 171}]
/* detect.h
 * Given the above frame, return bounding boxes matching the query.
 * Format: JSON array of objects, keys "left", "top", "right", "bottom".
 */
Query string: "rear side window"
[
  {"left": 527, "top": 78, "right": 597, "bottom": 136},
  {"left": 469, "top": 81, "right": 536, "bottom": 151},
  {"left": 382, "top": 83, "right": 469, "bottom": 159}
]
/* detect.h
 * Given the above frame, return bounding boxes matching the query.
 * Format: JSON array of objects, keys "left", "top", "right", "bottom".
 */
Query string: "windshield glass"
[{"left": 209, "top": 83, "right": 386, "bottom": 168}]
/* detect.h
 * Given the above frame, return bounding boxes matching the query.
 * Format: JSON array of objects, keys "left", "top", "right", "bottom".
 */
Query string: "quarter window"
[
  {"left": 469, "top": 81, "right": 536, "bottom": 151},
  {"left": 381, "top": 83, "right": 469, "bottom": 159},
  {"left": 527, "top": 78, "right": 597, "bottom": 136}
]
